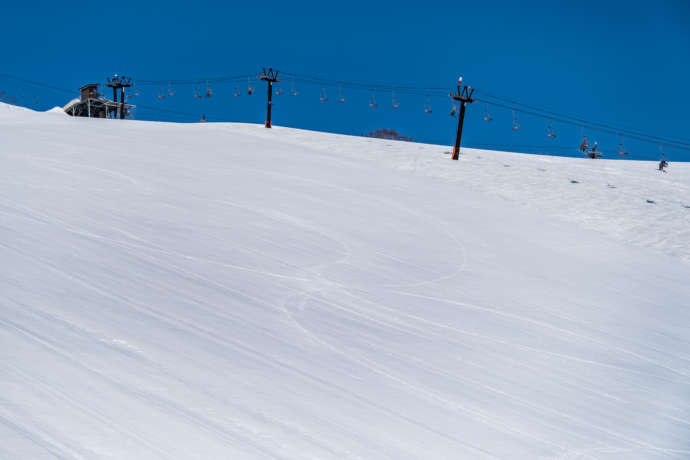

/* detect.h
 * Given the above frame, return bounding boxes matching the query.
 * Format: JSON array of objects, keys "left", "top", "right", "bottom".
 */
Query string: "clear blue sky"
[{"left": 2, "top": 0, "right": 689, "bottom": 160}]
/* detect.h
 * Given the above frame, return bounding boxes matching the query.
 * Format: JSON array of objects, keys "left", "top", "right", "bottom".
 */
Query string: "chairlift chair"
[
  {"left": 617, "top": 134, "right": 628, "bottom": 156},
  {"left": 157, "top": 89, "right": 165, "bottom": 100},
  {"left": 291, "top": 78, "right": 298, "bottom": 96},
  {"left": 423, "top": 96, "right": 432, "bottom": 113},
  {"left": 320, "top": 88, "right": 328, "bottom": 102},
  {"left": 392, "top": 90, "right": 400, "bottom": 109},
  {"left": 194, "top": 87, "right": 202, "bottom": 99},
  {"left": 450, "top": 102, "right": 458, "bottom": 117},
  {"left": 276, "top": 85, "right": 283, "bottom": 96},
  {"left": 585, "top": 139, "right": 602, "bottom": 158},
  {"left": 205, "top": 81, "right": 212, "bottom": 98},
  {"left": 511, "top": 110, "right": 520, "bottom": 130},
  {"left": 579, "top": 127, "right": 590, "bottom": 153},
  {"left": 247, "top": 77, "right": 254, "bottom": 95},
  {"left": 369, "top": 93, "right": 377, "bottom": 109},
  {"left": 546, "top": 122, "right": 557, "bottom": 138},
  {"left": 167, "top": 82, "right": 174, "bottom": 97},
  {"left": 337, "top": 86, "right": 345, "bottom": 103},
  {"left": 233, "top": 86, "right": 241, "bottom": 97},
  {"left": 483, "top": 103, "right": 492, "bottom": 122},
  {"left": 658, "top": 144, "right": 668, "bottom": 171}
]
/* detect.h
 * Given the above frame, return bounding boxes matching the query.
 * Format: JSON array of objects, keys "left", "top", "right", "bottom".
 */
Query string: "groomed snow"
[{"left": 1, "top": 103, "right": 689, "bottom": 459}]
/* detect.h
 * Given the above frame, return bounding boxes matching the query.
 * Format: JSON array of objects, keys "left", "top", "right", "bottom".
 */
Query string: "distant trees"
[{"left": 366, "top": 129, "right": 413, "bottom": 142}]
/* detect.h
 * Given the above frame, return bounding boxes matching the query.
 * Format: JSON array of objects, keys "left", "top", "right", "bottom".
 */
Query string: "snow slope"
[{"left": 1, "top": 103, "right": 689, "bottom": 459}]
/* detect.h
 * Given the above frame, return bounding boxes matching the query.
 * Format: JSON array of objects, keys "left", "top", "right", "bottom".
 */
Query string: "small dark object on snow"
[
  {"left": 646, "top": 199, "right": 656, "bottom": 204},
  {"left": 658, "top": 159, "right": 669, "bottom": 172},
  {"left": 570, "top": 180, "right": 580, "bottom": 184}
]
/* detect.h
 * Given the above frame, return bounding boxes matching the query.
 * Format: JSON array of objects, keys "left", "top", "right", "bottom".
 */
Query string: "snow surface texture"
[{"left": 1, "top": 102, "right": 689, "bottom": 459}]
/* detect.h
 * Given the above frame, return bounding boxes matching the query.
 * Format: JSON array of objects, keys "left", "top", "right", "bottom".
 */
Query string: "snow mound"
[
  {"left": 0, "top": 101, "right": 32, "bottom": 112},
  {"left": 47, "top": 105, "right": 69, "bottom": 114}
]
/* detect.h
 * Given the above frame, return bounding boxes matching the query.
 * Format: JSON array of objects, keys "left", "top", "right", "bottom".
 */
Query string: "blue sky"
[{"left": 2, "top": 0, "right": 689, "bottom": 160}]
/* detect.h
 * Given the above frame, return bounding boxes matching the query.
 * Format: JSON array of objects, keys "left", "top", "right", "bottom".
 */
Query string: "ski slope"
[{"left": 1, "top": 103, "right": 689, "bottom": 459}]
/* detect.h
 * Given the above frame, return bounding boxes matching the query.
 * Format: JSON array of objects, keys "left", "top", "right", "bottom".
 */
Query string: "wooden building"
[{"left": 64, "top": 84, "right": 134, "bottom": 119}]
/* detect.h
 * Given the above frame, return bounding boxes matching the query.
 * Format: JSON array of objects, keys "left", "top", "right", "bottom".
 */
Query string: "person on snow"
[{"left": 659, "top": 159, "right": 669, "bottom": 172}]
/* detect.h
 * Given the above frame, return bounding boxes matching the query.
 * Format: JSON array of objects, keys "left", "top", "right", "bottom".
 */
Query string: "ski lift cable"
[
  {"left": 476, "top": 91, "right": 690, "bottom": 148},
  {"left": 136, "top": 71, "right": 450, "bottom": 97},
  {"left": 138, "top": 68, "right": 690, "bottom": 150},
  {"left": 139, "top": 70, "right": 445, "bottom": 94},
  {"left": 280, "top": 71, "right": 449, "bottom": 92},
  {"left": 135, "top": 73, "right": 254, "bottom": 86},
  {"left": 480, "top": 92, "right": 690, "bottom": 147},
  {"left": 476, "top": 98, "right": 690, "bottom": 152},
  {"left": 3, "top": 70, "right": 688, "bottom": 153},
  {"left": 9, "top": 67, "right": 676, "bottom": 148},
  {"left": 283, "top": 75, "right": 447, "bottom": 96},
  {"left": 280, "top": 76, "right": 449, "bottom": 97},
  {"left": 0, "top": 72, "right": 73, "bottom": 95},
  {"left": 136, "top": 104, "right": 205, "bottom": 119}
]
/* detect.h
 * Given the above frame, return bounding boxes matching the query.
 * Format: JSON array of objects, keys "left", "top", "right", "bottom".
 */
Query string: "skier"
[
  {"left": 659, "top": 159, "right": 669, "bottom": 172},
  {"left": 580, "top": 139, "right": 589, "bottom": 152}
]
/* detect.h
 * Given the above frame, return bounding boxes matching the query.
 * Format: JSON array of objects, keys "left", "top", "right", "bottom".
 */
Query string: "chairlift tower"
[
  {"left": 106, "top": 74, "right": 132, "bottom": 119},
  {"left": 449, "top": 82, "right": 475, "bottom": 160},
  {"left": 258, "top": 68, "right": 280, "bottom": 128}
]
